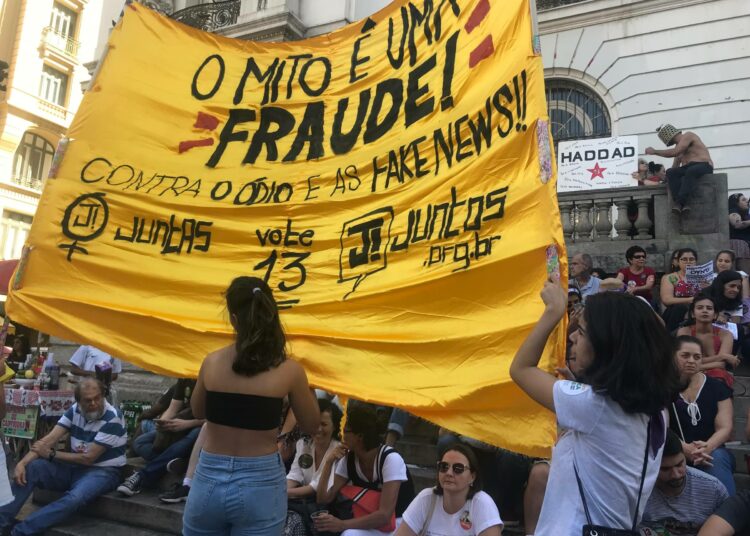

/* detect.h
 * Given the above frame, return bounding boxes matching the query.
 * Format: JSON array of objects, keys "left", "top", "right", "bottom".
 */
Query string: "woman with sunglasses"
[
  {"left": 395, "top": 443, "right": 502, "bottom": 536},
  {"left": 510, "top": 279, "right": 679, "bottom": 535},
  {"left": 616, "top": 245, "right": 656, "bottom": 301},
  {"left": 660, "top": 247, "right": 703, "bottom": 332}
]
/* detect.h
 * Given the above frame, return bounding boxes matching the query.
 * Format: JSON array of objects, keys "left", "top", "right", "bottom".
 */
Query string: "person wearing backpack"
[{"left": 314, "top": 405, "right": 415, "bottom": 535}]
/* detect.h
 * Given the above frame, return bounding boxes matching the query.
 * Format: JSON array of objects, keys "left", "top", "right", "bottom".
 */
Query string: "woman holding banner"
[
  {"left": 183, "top": 276, "right": 320, "bottom": 536},
  {"left": 510, "top": 278, "right": 679, "bottom": 535}
]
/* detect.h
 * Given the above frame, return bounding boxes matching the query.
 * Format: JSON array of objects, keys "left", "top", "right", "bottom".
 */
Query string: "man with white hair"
[
  {"left": 645, "top": 124, "right": 713, "bottom": 214},
  {"left": 568, "top": 252, "right": 600, "bottom": 302},
  {"left": 0, "top": 378, "right": 126, "bottom": 536}
]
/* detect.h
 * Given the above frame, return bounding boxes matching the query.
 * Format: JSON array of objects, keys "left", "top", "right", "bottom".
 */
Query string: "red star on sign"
[{"left": 587, "top": 162, "right": 607, "bottom": 180}]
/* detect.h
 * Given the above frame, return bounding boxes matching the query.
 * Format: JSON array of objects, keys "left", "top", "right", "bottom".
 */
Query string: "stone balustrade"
[
  {"left": 559, "top": 185, "right": 661, "bottom": 243},
  {"left": 559, "top": 174, "right": 729, "bottom": 274}
]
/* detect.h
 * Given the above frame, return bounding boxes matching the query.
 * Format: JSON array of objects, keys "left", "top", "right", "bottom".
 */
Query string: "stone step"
[
  {"left": 45, "top": 515, "right": 174, "bottom": 536},
  {"left": 734, "top": 419, "right": 748, "bottom": 442},
  {"left": 35, "top": 488, "right": 183, "bottom": 535},
  {"left": 401, "top": 417, "right": 439, "bottom": 442},
  {"left": 396, "top": 440, "right": 438, "bottom": 467},
  {"left": 408, "top": 464, "right": 436, "bottom": 493},
  {"left": 735, "top": 472, "right": 750, "bottom": 492},
  {"left": 729, "top": 443, "right": 750, "bottom": 475},
  {"left": 736, "top": 404, "right": 750, "bottom": 428}
]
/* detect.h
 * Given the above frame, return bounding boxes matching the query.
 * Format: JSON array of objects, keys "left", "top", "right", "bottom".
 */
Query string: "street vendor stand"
[{"left": 2, "top": 386, "right": 75, "bottom": 460}]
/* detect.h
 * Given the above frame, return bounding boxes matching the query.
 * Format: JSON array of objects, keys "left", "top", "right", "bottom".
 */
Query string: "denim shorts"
[{"left": 182, "top": 450, "right": 286, "bottom": 536}]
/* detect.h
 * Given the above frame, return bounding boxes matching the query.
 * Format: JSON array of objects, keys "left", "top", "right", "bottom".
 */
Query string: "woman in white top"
[
  {"left": 287, "top": 398, "right": 342, "bottom": 497},
  {"left": 396, "top": 442, "right": 502, "bottom": 536},
  {"left": 510, "top": 279, "right": 680, "bottom": 535}
]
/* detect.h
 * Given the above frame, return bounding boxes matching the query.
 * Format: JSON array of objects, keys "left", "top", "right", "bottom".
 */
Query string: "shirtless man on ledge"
[{"left": 645, "top": 124, "right": 713, "bottom": 215}]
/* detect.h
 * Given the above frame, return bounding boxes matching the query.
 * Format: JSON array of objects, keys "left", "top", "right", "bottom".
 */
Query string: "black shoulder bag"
[{"left": 573, "top": 424, "right": 650, "bottom": 536}]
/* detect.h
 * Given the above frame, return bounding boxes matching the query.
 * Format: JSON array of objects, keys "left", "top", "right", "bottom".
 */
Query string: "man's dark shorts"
[{"left": 714, "top": 490, "right": 750, "bottom": 533}]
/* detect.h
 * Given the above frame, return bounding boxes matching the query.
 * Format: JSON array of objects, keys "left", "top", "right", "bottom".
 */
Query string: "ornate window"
[
  {"left": 39, "top": 64, "right": 68, "bottom": 106},
  {"left": 0, "top": 211, "right": 33, "bottom": 260},
  {"left": 545, "top": 79, "right": 611, "bottom": 144},
  {"left": 12, "top": 132, "right": 55, "bottom": 190}
]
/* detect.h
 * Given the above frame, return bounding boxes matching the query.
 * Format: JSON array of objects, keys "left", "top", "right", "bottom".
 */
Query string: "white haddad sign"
[{"left": 557, "top": 136, "right": 639, "bottom": 192}]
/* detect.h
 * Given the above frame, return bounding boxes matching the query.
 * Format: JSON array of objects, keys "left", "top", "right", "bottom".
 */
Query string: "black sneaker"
[
  {"left": 671, "top": 205, "right": 682, "bottom": 215},
  {"left": 159, "top": 483, "right": 190, "bottom": 503},
  {"left": 117, "top": 472, "right": 143, "bottom": 496},
  {"left": 166, "top": 457, "right": 188, "bottom": 476}
]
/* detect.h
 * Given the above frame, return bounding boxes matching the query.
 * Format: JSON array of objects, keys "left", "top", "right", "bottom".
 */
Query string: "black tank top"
[{"left": 205, "top": 390, "right": 284, "bottom": 430}]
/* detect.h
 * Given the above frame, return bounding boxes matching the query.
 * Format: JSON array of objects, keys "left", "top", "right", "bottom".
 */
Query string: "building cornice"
[{"left": 539, "top": 0, "right": 708, "bottom": 34}]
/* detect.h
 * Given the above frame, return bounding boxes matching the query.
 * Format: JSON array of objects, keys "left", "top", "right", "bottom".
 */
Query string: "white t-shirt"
[
  {"left": 69, "top": 345, "right": 122, "bottom": 373},
  {"left": 287, "top": 438, "right": 340, "bottom": 490},
  {"left": 402, "top": 489, "right": 502, "bottom": 536},
  {"left": 535, "top": 381, "right": 666, "bottom": 536},
  {"left": 334, "top": 445, "right": 407, "bottom": 486}
]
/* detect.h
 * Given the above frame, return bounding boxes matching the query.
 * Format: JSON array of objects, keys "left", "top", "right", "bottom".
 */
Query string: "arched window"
[
  {"left": 12, "top": 132, "right": 55, "bottom": 190},
  {"left": 545, "top": 79, "right": 611, "bottom": 144}
]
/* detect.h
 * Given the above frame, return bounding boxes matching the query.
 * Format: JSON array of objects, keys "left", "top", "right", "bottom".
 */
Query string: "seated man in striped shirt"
[
  {"left": 0, "top": 378, "right": 126, "bottom": 536},
  {"left": 640, "top": 430, "right": 728, "bottom": 535}
]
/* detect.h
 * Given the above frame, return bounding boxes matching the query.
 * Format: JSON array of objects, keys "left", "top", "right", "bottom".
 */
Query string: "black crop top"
[{"left": 205, "top": 390, "right": 284, "bottom": 431}]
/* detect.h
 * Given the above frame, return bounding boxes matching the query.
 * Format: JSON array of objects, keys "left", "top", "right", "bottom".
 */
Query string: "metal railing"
[
  {"left": 10, "top": 175, "right": 45, "bottom": 192},
  {"left": 171, "top": 0, "right": 241, "bottom": 32},
  {"left": 41, "top": 26, "right": 80, "bottom": 58}
]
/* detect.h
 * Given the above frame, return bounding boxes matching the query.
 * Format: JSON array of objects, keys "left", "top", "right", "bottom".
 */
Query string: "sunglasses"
[{"left": 437, "top": 462, "right": 470, "bottom": 474}]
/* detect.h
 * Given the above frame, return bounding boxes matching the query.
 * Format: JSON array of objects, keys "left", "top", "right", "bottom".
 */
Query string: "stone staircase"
[
  {"left": 728, "top": 363, "right": 750, "bottom": 493},
  {"left": 32, "top": 362, "right": 749, "bottom": 534}
]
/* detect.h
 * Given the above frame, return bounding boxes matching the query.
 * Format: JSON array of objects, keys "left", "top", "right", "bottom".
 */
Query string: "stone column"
[
  {"left": 577, "top": 202, "right": 594, "bottom": 241},
  {"left": 635, "top": 198, "right": 653, "bottom": 239},
  {"left": 613, "top": 199, "right": 632, "bottom": 241},
  {"left": 559, "top": 202, "right": 574, "bottom": 242},
  {"left": 594, "top": 201, "right": 612, "bottom": 240}
]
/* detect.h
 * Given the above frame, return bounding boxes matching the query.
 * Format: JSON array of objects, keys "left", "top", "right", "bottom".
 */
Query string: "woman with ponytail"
[{"left": 184, "top": 276, "right": 320, "bottom": 536}]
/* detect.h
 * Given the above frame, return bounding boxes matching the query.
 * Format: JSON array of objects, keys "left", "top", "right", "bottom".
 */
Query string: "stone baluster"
[
  {"left": 594, "top": 201, "right": 612, "bottom": 240},
  {"left": 613, "top": 198, "right": 632, "bottom": 240},
  {"left": 577, "top": 201, "right": 594, "bottom": 241},
  {"left": 559, "top": 202, "right": 574, "bottom": 242},
  {"left": 634, "top": 198, "right": 653, "bottom": 238}
]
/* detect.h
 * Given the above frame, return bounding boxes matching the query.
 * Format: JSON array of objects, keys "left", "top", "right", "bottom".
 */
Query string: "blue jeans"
[
  {"left": 133, "top": 430, "right": 158, "bottom": 461},
  {"left": 138, "top": 426, "right": 201, "bottom": 486},
  {"left": 387, "top": 408, "right": 410, "bottom": 438},
  {"left": 0, "top": 459, "right": 120, "bottom": 535},
  {"left": 698, "top": 446, "right": 736, "bottom": 495},
  {"left": 183, "top": 450, "right": 286, "bottom": 536},
  {"left": 141, "top": 419, "right": 157, "bottom": 434}
]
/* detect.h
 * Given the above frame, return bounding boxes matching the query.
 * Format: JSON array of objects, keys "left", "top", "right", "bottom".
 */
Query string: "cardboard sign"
[
  {"left": 557, "top": 136, "right": 638, "bottom": 192},
  {"left": 686, "top": 261, "right": 714, "bottom": 286},
  {"left": 2, "top": 405, "right": 39, "bottom": 439}
]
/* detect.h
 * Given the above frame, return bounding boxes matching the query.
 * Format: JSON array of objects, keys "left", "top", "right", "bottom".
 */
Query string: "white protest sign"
[
  {"left": 557, "top": 136, "right": 639, "bottom": 193},
  {"left": 685, "top": 261, "right": 714, "bottom": 286}
]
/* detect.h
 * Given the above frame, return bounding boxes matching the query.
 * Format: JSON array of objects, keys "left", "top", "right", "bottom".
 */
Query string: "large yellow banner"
[{"left": 7, "top": 0, "right": 565, "bottom": 456}]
